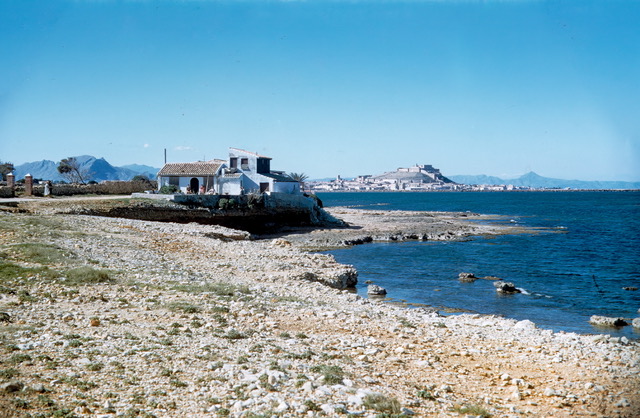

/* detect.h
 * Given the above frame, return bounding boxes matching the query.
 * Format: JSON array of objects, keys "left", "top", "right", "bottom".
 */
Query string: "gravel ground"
[{"left": 0, "top": 208, "right": 638, "bottom": 418}]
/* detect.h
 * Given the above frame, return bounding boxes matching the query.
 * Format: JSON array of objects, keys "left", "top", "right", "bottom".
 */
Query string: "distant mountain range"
[
  {"left": 11, "top": 157, "right": 639, "bottom": 189},
  {"left": 13, "top": 156, "right": 160, "bottom": 182},
  {"left": 448, "top": 172, "right": 640, "bottom": 190}
]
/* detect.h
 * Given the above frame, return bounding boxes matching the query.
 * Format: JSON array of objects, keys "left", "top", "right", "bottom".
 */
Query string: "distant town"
[
  {"left": 308, "top": 164, "right": 461, "bottom": 192},
  {"left": 308, "top": 164, "right": 580, "bottom": 192},
  {"left": 308, "top": 179, "right": 517, "bottom": 192}
]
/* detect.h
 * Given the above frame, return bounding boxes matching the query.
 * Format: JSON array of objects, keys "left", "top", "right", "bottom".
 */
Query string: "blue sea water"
[{"left": 318, "top": 191, "right": 640, "bottom": 339}]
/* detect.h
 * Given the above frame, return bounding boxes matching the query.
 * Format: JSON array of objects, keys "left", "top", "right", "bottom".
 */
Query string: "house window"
[
  {"left": 241, "top": 158, "right": 249, "bottom": 170},
  {"left": 230, "top": 158, "right": 238, "bottom": 169},
  {"left": 169, "top": 177, "right": 179, "bottom": 186},
  {"left": 260, "top": 182, "right": 270, "bottom": 193},
  {"left": 257, "top": 158, "right": 270, "bottom": 174}
]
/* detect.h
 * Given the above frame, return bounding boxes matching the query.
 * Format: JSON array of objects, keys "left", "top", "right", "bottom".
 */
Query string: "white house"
[
  {"left": 157, "top": 148, "right": 300, "bottom": 195},
  {"left": 157, "top": 159, "right": 228, "bottom": 194},
  {"left": 227, "top": 148, "right": 300, "bottom": 194}
]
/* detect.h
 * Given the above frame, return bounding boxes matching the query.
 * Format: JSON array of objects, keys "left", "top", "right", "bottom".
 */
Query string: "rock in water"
[
  {"left": 367, "top": 284, "right": 387, "bottom": 296},
  {"left": 633, "top": 318, "right": 640, "bottom": 329},
  {"left": 589, "top": 315, "right": 629, "bottom": 327},
  {"left": 458, "top": 272, "right": 477, "bottom": 283},
  {"left": 494, "top": 281, "right": 521, "bottom": 294}
]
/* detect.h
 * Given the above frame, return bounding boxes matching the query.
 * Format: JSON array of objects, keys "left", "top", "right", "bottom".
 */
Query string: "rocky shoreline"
[
  {"left": 261, "top": 207, "right": 533, "bottom": 251},
  {"left": 0, "top": 202, "right": 638, "bottom": 417}
]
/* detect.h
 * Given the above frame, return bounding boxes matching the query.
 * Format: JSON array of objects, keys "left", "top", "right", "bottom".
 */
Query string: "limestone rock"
[
  {"left": 30, "top": 383, "right": 46, "bottom": 393},
  {"left": 589, "top": 315, "right": 629, "bottom": 327},
  {"left": 632, "top": 318, "right": 640, "bottom": 328},
  {"left": 494, "top": 281, "right": 521, "bottom": 294},
  {"left": 367, "top": 284, "right": 387, "bottom": 296},
  {"left": 458, "top": 272, "right": 477, "bottom": 283},
  {"left": 543, "top": 387, "right": 562, "bottom": 397},
  {"left": 1, "top": 381, "right": 24, "bottom": 393}
]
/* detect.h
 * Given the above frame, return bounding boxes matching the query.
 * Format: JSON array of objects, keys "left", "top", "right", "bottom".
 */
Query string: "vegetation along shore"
[{"left": 0, "top": 197, "right": 638, "bottom": 417}]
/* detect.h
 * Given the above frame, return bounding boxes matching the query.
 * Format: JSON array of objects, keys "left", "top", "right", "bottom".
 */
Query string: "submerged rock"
[
  {"left": 459, "top": 272, "right": 502, "bottom": 283},
  {"left": 589, "top": 315, "right": 629, "bottom": 327}
]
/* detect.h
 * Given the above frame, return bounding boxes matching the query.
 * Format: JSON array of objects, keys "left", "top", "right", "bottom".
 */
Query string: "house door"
[
  {"left": 260, "top": 182, "right": 270, "bottom": 193},
  {"left": 190, "top": 178, "right": 199, "bottom": 194}
]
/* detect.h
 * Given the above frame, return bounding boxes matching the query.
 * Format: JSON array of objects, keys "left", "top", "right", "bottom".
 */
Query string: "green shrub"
[
  {"left": 68, "top": 339, "right": 83, "bottom": 348},
  {"left": 9, "top": 353, "right": 32, "bottom": 364},
  {"left": 362, "top": 393, "right": 402, "bottom": 414},
  {"left": 452, "top": 404, "right": 492, "bottom": 417},
  {"left": 12, "top": 398, "right": 30, "bottom": 409},
  {"left": 34, "top": 181, "right": 156, "bottom": 197},
  {"left": 247, "top": 192, "right": 264, "bottom": 209},
  {"left": 173, "top": 281, "right": 250, "bottom": 297},
  {"left": 62, "top": 376, "right": 98, "bottom": 391},
  {"left": 416, "top": 389, "right": 435, "bottom": 401},
  {"left": 304, "top": 400, "right": 321, "bottom": 411},
  {"left": 0, "top": 261, "right": 59, "bottom": 284},
  {"left": 222, "top": 329, "right": 247, "bottom": 340},
  {"left": 64, "top": 267, "right": 115, "bottom": 285},
  {"left": 0, "top": 368, "right": 19, "bottom": 379},
  {"left": 159, "top": 185, "right": 179, "bottom": 194},
  {"left": 17, "top": 290, "right": 37, "bottom": 303},
  {"left": 86, "top": 362, "right": 104, "bottom": 372},
  {"left": 218, "top": 198, "right": 237, "bottom": 210},
  {"left": 11, "top": 243, "right": 70, "bottom": 264},
  {"left": 310, "top": 364, "right": 344, "bottom": 385},
  {"left": 169, "top": 379, "right": 188, "bottom": 388},
  {"left": 166, "top": 300, "right": 201, "bottom": 314}
]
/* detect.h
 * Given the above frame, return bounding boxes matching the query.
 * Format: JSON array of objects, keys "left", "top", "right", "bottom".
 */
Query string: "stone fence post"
[
  {"left": 6, "top": 172, "right": 15, "bottom": 188},
  {"left": 24, "top": 174, "right": 33, "bottom": 196}
]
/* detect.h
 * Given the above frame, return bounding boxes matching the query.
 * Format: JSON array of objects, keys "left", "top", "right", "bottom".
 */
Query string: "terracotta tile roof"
[{"left": 158, "top": 161, "right": 223, "bottom": 176}]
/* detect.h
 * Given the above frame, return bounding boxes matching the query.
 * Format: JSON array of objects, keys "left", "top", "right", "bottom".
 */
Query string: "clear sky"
[{"left": 1, "top": 0, "right": 639, "bottom": 181}]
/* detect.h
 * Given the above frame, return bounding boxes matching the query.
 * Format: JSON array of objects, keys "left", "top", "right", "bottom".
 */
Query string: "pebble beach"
[{"left": 0, "top": 204, "right": 638, "bottom": 417}]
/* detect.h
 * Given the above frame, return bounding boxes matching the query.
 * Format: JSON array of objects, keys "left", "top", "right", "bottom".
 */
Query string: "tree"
[
  {"left": 0, "top": 161, "right": 14, "bottom": 181},
  {"left": 132, "top": 175, "right": 151, "bottom": 182},
  {"left": 287, "top": 172, "right": 309, "bottom": 191},
  {"left": 57, "top": 157, "right": 91, "bottom": 184},
  {"left": 288, "top": 172, "right": 308, "bottom": 183}
]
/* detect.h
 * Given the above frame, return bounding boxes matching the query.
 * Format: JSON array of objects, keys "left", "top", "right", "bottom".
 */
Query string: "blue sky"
[{"left": 1, "top": 0, "right": 639, "bottom": 181}]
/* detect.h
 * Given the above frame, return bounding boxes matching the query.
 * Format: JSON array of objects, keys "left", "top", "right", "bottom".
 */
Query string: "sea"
[{"left": 317, "top": 191, "right": 640, "bottom": 339}]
